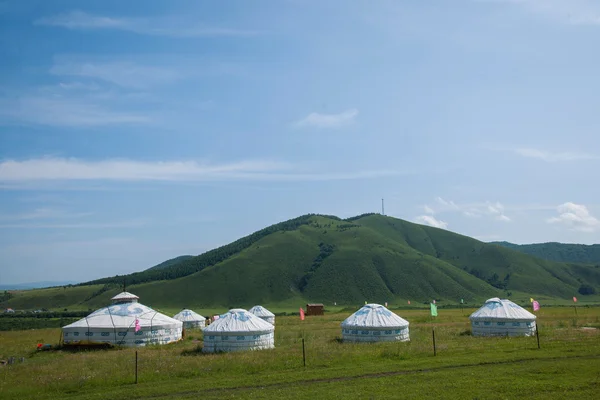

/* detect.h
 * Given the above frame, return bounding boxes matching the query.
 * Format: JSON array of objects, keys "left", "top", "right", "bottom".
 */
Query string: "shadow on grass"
[
  {"left": 25, "top": 343, "right": 116, "bottom": 358},
  {"left": 181, "top": 345, "right": 216, "bottom": 356},
  {"left": 56, "top": 344, "right": 115, "bottom": 352}
]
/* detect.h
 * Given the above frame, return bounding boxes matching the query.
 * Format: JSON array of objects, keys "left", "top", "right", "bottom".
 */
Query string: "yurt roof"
[
  {"left": 111, "top": 292, "right": 139, "bottom": 302},
  {"left": 341, "top": 304, "right": 409, "bottom": 329},
  {"left": 203, "top": 309, "right": 274, "bottom": 334},
  {"left": 173, "top": 309, "right": 206, "bottom": 322},
  {"left": 63, "top": 298, "right": 181, "bottom": 329},
  {"left": 248, "top": 305, "right": 275, "bottom": 317},
  {"left": 469, "top": 298, "right": 536, "bottom": 321}
]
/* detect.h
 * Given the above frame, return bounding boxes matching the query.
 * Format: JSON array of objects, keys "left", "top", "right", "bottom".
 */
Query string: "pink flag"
[
  {"left": 433, "top": 300, "right": 436, "bottom": 304},
  {"left": 408, "top": 300, "right": 411, "bottom": 305},
  {"left": 300, "top": 307, "right": 305, "bottom": 321},
  {"left": 573, "top": 296, "right": 578, "bottom": 303},
  {"left": 532, "top": 300, "right": 540, "bottom": 312},
  {"left": 135, "top": 318, "right": 141, "bottom": 332}
]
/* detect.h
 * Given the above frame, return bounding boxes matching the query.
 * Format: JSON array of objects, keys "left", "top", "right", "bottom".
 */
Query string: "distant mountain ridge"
[
  {"left": 491, "top": 241, "right": 600, "bottom": 265},
  {"left": 3, "top": 213, "right": 599, "bottom": 311},
  {"left": 0, "top": 281, "right": 78, "bottom": 291}
]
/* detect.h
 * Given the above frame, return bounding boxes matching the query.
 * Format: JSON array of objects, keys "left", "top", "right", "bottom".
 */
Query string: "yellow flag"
[{"left": 530, "top": 298, "right": 534, "bottom": 303}]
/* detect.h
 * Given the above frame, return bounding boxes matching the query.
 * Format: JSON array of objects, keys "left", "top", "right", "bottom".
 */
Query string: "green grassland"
[
  {"left": 1, "top": 284, "right": 105, "bottom": 311},
  {"left": 1, "top": 307, "right": 599, "bottom": 399},
  {"left": 2, "top": 214, "right": 599, "bottom": 311}
]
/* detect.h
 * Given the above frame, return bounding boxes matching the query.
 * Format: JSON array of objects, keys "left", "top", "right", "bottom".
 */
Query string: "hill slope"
[
  {"left": 492, "top": 241, "right": 600, "bottom": 265},
  {"left": 146, "top": 255, "right": 194, "bottom": 271},
  {"left": 3, "top": 214, "right": 599, "bottom": 310}
]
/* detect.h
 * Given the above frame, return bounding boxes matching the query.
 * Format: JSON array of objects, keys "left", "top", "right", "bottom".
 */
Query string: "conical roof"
[
  {"left": 111, "top": 292, "right": 139, "bottom": 303},
  {"left": 248, "top": 305, "right": 275, "bottom": 318},
  {"left": 64, "top": 293, "right": 180, "bottom": 330},
  {"left": 173, "top": 309, "right": 206, "bottom": 322},
  {"left": 470, "top": 298, "right": 536, "bottom": 321},
  {"left": 203, "top": 309, "right": 274, "bottom": 334},
  {"left": 341, "top": 304, "right": 409, "bottom": 329}
]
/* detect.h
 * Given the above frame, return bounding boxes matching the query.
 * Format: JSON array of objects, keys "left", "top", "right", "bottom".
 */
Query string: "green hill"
[
  {"left": 145, "top": 255, "right": 194, "bottom": 271},
  {"left": 2, "top": 214, "right": 600, "bottom": 310},
  {"left": 491, "top": 241, "right": 600, "bottom": 265}
]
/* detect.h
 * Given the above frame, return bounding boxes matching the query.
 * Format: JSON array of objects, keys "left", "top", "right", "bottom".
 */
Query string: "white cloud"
[
  {"left": 57, "top": 81, "right": 102, "bottom": 91},
  {"left": 0, "top": 95, "right": 149, "bottom": 127},
  {"left": 487, "top": 201, "right": 506, "bottom": 216},
  {"left": 514, "top": 148, "right": 598, "bottom": 162},
  {"left": 424, "top": 197, "right": 511, "bottom": 222},
  {"left": 0, "top": 158, "right": 286, "bottom": 182},
  {"left": 0, "top": 157, "right": 409, "bottom": 186},
  {"left": 547, "top": 202, "right": 600, "bottom": 232},
  {"left": 423, "top": 205, "right": 435, "bottom": 214},
  {"left": 34, "top": 10, "right": 261, "bottom": 37},
  {"left": 51, "top": 61, "right": 180, "bottom": 89},
  {"left": 435, "top": 197, "right": 460, "bottom": 211},
  {"left": 496, "top": 214, "right": 512, "bottom": 222},
  {"left": 293, "top": 109, "right": 358, "bottom": 129},
  {"left": 415, "top": 215, "right": 448, "bottom": 229}
]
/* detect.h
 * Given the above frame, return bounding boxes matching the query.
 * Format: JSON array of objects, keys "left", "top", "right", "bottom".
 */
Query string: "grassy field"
[{"left": 1, "top": 307, "right": 599, "bottom": 399}]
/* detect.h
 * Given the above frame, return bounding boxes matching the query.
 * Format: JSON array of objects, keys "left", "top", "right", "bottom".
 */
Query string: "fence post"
[
  {"left": 302, "top": 338, "right": 306, "bottom": 367},
  {"left": 135, "top": 351, "right": 138, "bottom": 384}
]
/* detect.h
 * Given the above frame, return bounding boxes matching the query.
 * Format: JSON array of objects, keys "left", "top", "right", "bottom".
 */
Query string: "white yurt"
[
  {"left": 469, "top": 297, "right": 537, "bottom": 337},
  {"left": 202, "top": 308, "right": 275, "bottom": 353},
  {"left": 341, "top": 303, "right": 410, "bottom": 342},
  {"left": 173, "top": 309, "right": 206, "bottom": 328},
  {"left": 62, "top": 292, "right": 183, "bottom": 347},
  {"left": 248, "top": 305, "right": 275, "bottom": 325}
]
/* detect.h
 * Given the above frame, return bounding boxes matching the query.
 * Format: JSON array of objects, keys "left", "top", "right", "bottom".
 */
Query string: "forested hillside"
[
  {"left": 492, "top": 241, "right": 600, "bottom": 265},
  {"left": 3, "top": 214, "right": 599, "bottom": 310}
]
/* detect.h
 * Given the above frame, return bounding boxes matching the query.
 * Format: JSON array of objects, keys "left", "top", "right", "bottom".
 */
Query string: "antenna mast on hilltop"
[{"left": 381, "top": 198, "right": 385, "bottom": 215}]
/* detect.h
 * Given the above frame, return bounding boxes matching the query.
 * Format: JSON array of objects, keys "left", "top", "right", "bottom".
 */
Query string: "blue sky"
[{"left": 1, "top": 0, "right": 599, "bottom": 285}]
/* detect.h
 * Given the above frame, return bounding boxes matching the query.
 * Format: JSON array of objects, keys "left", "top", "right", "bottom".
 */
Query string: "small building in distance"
[
  {"left": 306, "top": 304, "right": 324, "bottom": 316},
  {"left": 248, "top": 305, "right": 275, "bottom": 325},
  {"left": 173, "top": 309, "right": 206, "bottom": 329}
]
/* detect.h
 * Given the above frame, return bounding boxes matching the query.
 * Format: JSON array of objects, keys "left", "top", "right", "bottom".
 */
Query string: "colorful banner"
[{"left": 430, "top": 303, "right": 438, "bottom": 317}]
